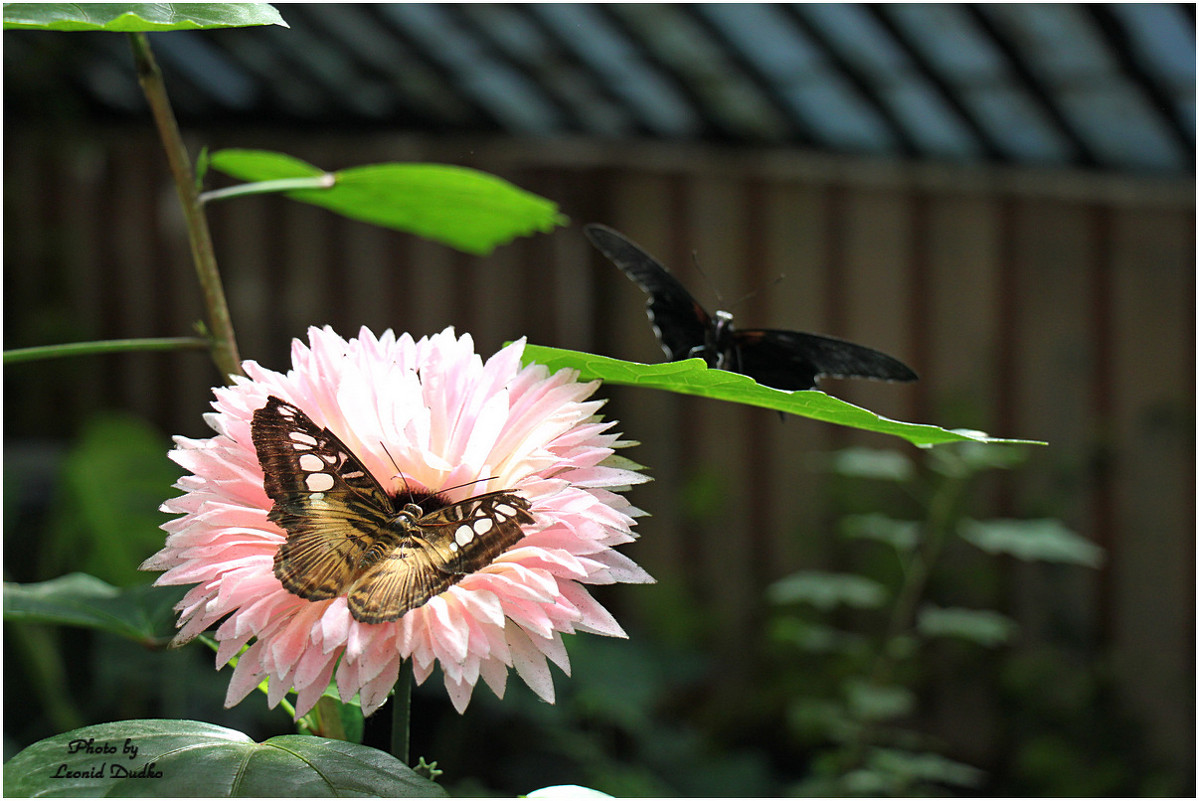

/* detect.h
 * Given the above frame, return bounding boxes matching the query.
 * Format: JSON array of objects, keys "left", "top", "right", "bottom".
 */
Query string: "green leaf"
[
  {"left": 959, "top": 519, "right": 1104, "bottom": 567},
  {"left": 3, "top": 719, "right": 444, "bottom": 797},
  {"left": 206, "top": 149, "right": 567, "bottom": 255},
  {"left": 767, "top": 571, "right": 889, "bottom": 611},
  {"left": 927, "top": 440, "right": 1030, "bottom": 478},
  {"left": 862, "top": 747, "right": 986, "bottom": 790},
  {"left": 844, "top": 678, "right": 915, "bottom": 722},
  {"left": 917, "top": 605, "right": 1019, "bottom": 647},
  {"left": 3, "top": 3, "right": 287, "bottom": 31},
  {"left": 825, "top": 447, "right": 917, "bottom": 481},
  {"left": 45, "top": 413, "right": 179, "bottom": 586},
  {"left": 769, "top": 618, "right": 868, "bottom": 654},
  {"left": 521, "top": 345, "right": 1044, "bottom": 447},
  {"left": 3, "top": 573, "right": 185, "bottom": 646},
  {"left": 840, "top": 514, "right": 921, "bottom": 552}
]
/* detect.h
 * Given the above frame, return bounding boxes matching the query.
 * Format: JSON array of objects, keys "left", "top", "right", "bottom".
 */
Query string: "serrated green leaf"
[
  {"left": 959, "top": 519, "right": 1104, "bottom": 567},
  {"left": 521, "top": 345, "right": 1043, "bottom": 447},
  {"left": 917, "top": 604, "right": 1019, "bottom": 647},
  {"left": 207, "top": 149, "right": 566, "bottom": 255},
  {"left": 3, "top": 573, "right": 184, "bottom": 646},
  {"left": 3, "top": 719, "right": 443, "bottom": 797},
  {"left": 3, "top": 3, "right": 287, "bottom": 31},
  {"left": 767, "top": 571, "right": 889, "bottom": 611}
]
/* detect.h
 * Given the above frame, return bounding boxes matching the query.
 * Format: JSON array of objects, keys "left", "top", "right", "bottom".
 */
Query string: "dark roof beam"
[
  {"left": 367, "top": 5, "right": 506, "bottom": 133},
  {"left": 440, "top": 5, "right": 583, "bottom": 135},
  {"left": 963, "top": 4, "right": 1102, "bottom": 168},
  {"left": 594, "top": 4, "right": 730, "bottom": 142},
  {"left": 1085, "top": 4, "right": 1194, "bottom": 170},
  {"left": 778, "top": 5, "right": 920, "bottom": 157},
  {"left": 686, "top": 6, "right": 820, "bottom": 146},
  {"left": 523, "top": 5, "right": 661, "bottom": 139},
  {"left": 864, "top": 5, "right": 1008, "bottom": 162}
]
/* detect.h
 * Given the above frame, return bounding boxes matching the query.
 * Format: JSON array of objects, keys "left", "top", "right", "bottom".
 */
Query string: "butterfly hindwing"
[
  {"left": 731, "top": 329, "right": 919, "bottom": 391},
  {"left": 252, "top": 396, "right": 534, "bottom": 622},
  {"left": 583, "top": 224, "right": 709, "bottom": 361},
  {"left": 346, "top": 492, "right": 534, "bottom": 623}
]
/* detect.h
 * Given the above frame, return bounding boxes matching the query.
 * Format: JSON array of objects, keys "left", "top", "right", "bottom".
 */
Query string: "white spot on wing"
[
  {"left": 473, "top": 518, "right": 494, "bottom": 536},
  {"left": 305, "top": 471, "right": 335, "bottom": 492},
  {"left": 495, "top": 503, "right": 517, "bottom": 519},
  {"left": 289, "top": 431, "right": 318, "bottom": 447},
  {"left": 455, "top": 524, "right": 474, "bottom": 547},
  {"left": 299, "top": 453, "right": 324, "bottom": 472}
]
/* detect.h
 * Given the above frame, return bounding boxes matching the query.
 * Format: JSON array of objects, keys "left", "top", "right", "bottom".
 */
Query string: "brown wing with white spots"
[
  {"left": 346, "top": 492, "right": 534, "bottom": 623},
  {"left": 251, "top": 396, "right": 397, "bottom": 601}
]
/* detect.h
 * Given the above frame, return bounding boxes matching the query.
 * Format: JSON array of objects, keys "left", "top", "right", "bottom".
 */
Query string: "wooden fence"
[{"left": 4, "top": 127, "right": 1193, "bottom": 772}]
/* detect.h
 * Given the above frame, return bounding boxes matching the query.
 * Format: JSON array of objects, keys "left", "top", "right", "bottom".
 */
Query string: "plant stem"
[
  {"left": 4, "top": 337, "right": 210, "bottom": 365},
  {"left": 391, "top": 659, "right": 413, "bottom": 765},
  {"left": 841, "top": 473, "right": 969, "bottom": 774},
  {"left": 200, "top": 175, "right": 336, "bottom": 205},
  {"left": 127, "top": 32, "right": 243, "bottom": 383}
]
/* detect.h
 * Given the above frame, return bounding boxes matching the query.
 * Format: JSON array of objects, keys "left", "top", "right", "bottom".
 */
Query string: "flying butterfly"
[
  {"left": 584, "top": 224, "right": 918, "bottom": 391},
  {"left": 251, "top": 396, "right": 534, "bottom": 624}
]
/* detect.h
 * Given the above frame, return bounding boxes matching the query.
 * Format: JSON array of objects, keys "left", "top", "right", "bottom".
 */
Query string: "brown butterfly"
[{"left": 251, "top": 396, "right": 534, "bottom": 624}]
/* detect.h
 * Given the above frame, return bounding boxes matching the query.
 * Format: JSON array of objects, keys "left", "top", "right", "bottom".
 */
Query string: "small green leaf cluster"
[{"left": 766, "top": 443, "right": 1099, "bottom": 796}]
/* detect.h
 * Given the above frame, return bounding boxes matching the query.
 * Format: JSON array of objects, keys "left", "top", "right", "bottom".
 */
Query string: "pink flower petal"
[{"left": 143, "top": 327, "right": 651, "bottom": 717}]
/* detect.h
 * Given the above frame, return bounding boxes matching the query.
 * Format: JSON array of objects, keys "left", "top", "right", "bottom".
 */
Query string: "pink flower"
[{"left": 142, "top": 326, "right": 652, "bottom": 717}]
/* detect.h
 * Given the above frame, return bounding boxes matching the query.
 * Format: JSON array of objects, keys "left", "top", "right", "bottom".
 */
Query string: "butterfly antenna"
[
  {"left": 729, "top": 273, "right": 787, "bottom": 311},
  {"left": 691, "top": 250, "right": 726, "bottom": 307},
  {"left": 439, "top": 475, "right": 500, "bottom": 495},
  {"left": 379, "top": 441, "right": 414, "bottom": 495}
]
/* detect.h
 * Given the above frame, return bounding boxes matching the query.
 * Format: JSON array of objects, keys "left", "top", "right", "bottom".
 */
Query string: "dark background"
[{"left": 4, "top": 4, "right": 1194, "bottom": 795}]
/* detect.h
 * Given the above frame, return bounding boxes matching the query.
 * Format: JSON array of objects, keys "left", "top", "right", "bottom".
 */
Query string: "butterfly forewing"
[
  {"left": 583, "top": 224, "right": 709, "bottom": 361},
  {"left": 251, "top": 396, "right": 534, "bottom": 623},
  {"left": 585, "top": 223, "right": 918, "bottom": 392}
]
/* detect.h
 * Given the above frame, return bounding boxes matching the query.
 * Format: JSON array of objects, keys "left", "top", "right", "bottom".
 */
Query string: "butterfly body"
[
  {"left": 251, "top": 396, "right": 533, "bottom": 624},
  {"left": 584, "top": 224, "right": 917, "bottom": 391}
]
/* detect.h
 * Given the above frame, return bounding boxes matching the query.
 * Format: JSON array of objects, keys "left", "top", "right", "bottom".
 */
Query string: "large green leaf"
[
  {"left": 206, "top": 149, "right": 567, "bottom": 255},
  {"left": 3, "top": 573, "right": 184, "bottom": 646},
  {"left": 3, "top": 3, "right": 287, "bottom": 31},
  {"left": 522, "top": 345, "right": 1044, "bottom": 448},
  {"left": 3, "top": 719, "right": 443, "bottom": 797},
  {"left": 958, "top": 519, "right": 1104, "bottom": 567}
]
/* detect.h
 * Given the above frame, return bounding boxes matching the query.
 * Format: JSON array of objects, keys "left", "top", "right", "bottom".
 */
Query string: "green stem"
[
  {"left": 127, "top": 32, "right": 243, "bottom": 383},
  {"left": 4, "top": 337, "right": 210, "bottom": 365},
  {"left": 200, "top": 175, "right": 336, "bottom": 205},
  {"left": 391, "top": 659, "right": 413, "bottom": 765},
  {"left": 841, "top": 474, "right": 969, "bottom": 774}
]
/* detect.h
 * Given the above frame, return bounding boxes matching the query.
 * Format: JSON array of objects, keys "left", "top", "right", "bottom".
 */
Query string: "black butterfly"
[
  {"left": 251, "top": 396, "right": 534, "bottom": 624},
  {"left": 584, "top": 224, "right": 918, "bottom": 391}
]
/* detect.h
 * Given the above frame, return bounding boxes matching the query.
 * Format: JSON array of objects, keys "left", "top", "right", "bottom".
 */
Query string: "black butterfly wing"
[
  {"left": 584, "top": 223, "right": 710, "bottom": 361},
  {"left": 346, "top": 491, "right": 534, "bottom": 623},
  {"left": 251, "top": 396, "right": 397, "bottom": 601},
  {"left": 730, "top": 329, "right": 918, "bottom": 391}
]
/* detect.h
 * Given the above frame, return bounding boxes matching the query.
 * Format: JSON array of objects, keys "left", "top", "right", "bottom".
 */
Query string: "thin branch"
[
  {"left": 4, "top": 337, "right": 211, "bottom": 365},
  {"left": 128, "top": 32, "right": 243, "bottom": 382}
]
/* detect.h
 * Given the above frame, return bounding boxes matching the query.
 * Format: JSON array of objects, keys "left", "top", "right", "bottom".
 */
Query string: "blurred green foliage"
[{"left": 3, "top": 421, "right": 1188, "bottom": 796}]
